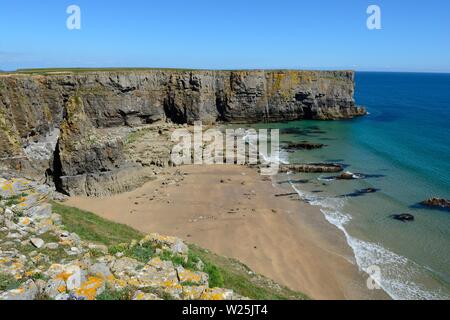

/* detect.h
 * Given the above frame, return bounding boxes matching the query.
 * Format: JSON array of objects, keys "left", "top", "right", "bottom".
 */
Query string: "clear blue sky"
[{"left": 1, "top": 0, "right": 449, "bottom": 72}]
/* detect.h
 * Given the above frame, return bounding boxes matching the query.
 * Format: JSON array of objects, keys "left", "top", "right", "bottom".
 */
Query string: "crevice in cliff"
[
  {"left": 163, "top": 96, "right": 186, "bottom": 124},
  {"left": 302, "top": 106, "right": 314, "bottom": 120}
]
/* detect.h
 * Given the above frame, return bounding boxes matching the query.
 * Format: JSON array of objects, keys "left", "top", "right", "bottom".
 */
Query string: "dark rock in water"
[
  {"left": 279, "top": 163, "right": 343, "bottom": 173},
  {"left": 277, "top": 179, "right": 310, "bottom": 185},
  {"left": 391, "top": 213, "right": 415, "bottom": 222},
  {"left": 420, "top": 198, "right": 450, "bottom": 211},
  {"left": 274, "top": 192, "right": 298, "bottom": 197},
  {"left": 342, "top": 188, "right": 380, "bottom": 198},
  {"left": 284, "top": 142, "right": 326, "bottom": 150},
  {"left": 360, "top": 188, "right": 378, "bottom": 194}
]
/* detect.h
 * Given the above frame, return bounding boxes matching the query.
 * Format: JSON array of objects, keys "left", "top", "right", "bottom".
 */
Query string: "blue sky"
[{"left": 1, "top": 0, "right": 449, "bottom": 72}]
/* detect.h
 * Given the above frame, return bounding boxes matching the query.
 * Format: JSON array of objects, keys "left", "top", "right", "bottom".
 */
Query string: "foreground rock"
[
  {"left": 283, "top": 142, "right": 326, "bottom": 151},
  {"left": 279, "top": 163, "right": 343, "bottom": 173},
  {"left": 336, "top": 171, "right": 364, "bottom": 180},
  {"left": 0, "top": 178, "right": 247, "bottom": 300},
  {"left": 420, "top": 198, "right": 450, "bottom": 211}
]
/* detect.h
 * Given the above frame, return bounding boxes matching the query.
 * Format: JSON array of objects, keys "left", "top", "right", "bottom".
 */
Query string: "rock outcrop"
[
  {"left": 421, "top": 198, "right": 450, "bottom": 211},
  {"left": 0, "top": 69, "right": 364, "bottom": 195}
]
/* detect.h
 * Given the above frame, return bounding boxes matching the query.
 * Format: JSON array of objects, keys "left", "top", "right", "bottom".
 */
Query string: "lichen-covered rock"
[{"left": 0, "top": 70, "right": 363, "bottom": 195}]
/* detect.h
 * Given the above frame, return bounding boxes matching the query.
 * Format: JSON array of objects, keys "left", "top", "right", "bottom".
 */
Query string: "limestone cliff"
[{"left": 0, "top": 69, "right": 364, "bottom": 195}]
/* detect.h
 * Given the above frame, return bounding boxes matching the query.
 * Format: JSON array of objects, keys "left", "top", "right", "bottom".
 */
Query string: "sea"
[{"left": 244, "top": 72, "right": 450, "bottom": 300}]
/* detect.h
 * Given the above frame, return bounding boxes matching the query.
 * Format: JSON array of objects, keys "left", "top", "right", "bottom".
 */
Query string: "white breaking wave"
[
  {"left": 241, "top": 129, "right": 289, "bottom": 165},
  {"left": 290, "top": 182, "right": 449, "bottom": 300}
]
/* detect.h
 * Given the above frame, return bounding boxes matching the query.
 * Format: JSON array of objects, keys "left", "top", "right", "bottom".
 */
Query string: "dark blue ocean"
[{"left": 251, "top": 72, "right": 450, "bottom": 299}]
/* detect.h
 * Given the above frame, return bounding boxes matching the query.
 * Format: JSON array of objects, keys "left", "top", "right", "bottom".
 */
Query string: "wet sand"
[{"left": 65, "top": 164, "right": 389, "bottom": 300}]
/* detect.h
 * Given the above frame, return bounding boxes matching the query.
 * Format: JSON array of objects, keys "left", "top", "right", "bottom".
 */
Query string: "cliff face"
[{"left": 0, "top": 69, "right": 364, "bottom": 195}]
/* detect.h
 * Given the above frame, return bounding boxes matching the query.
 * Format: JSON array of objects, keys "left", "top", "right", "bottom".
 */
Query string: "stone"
[
  {"left": 1, "top": 71, "right": 363, "bottom": 195},
  {"left": 43, "top": 278, "right": 67, "bottom": 299},
  {"left": 110, "top": 257, "right": 143, "bottom": 276},
  {"left": 45, "top": 243, "right": 59, "bottom": 250},
  {"left": 200, "top": 288, "right": 234, "bottom": 300},
  {"left": 25, "top": 204, "right": 52, "bottom": 219},
  {"left": 182, "top": 285, "right": 207, "bottom": 300},
  {"left": 176, "top": 266, "right": 208, "bottom": 285},
  {"left": 171, "top": 239, "right": 189, "bottom": 255},
  {"left": 87, "top": 243, "right": 108, "bottom": 254},
  {"left": 336, "top": 171, "right": 358, "bottom": 180},
  {"left": 30, "top": 237, "right": 45, "bottom": 249},
  {"left": 284, "top": 142, "right": 325, "bottom": 150}
]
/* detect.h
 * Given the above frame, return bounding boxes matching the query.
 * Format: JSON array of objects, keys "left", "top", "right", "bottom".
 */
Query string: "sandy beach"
[{"left": 65, "top": 164, "right": 389, "bottom": 300}]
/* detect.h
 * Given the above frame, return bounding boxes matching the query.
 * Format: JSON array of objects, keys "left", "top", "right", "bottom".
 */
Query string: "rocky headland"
[{"left": 0, "top": 69, "right": 365, "bottom": 196}]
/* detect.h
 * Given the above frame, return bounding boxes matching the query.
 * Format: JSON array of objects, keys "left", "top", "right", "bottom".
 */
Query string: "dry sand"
[{"left": 66, "top": 164, "right": 389, "bottom": 300}]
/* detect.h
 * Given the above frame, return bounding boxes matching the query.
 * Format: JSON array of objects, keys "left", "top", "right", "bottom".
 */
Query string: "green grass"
[
  {"left": 51, "top": 202, "right": 309, "bottom": 300},
  {"left": 190, "top": 245, "right": 309, "bottom": 300},
  {"left": 0, "top": 273, "right": 21, "bottom": 291},
  {"left": 51, "top": 201, "right": 142, "bottom": 246}
]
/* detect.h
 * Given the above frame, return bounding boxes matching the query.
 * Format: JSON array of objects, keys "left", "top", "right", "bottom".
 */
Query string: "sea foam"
[{"left": 290, "top": 181, "right": 448, "bottom": 300}]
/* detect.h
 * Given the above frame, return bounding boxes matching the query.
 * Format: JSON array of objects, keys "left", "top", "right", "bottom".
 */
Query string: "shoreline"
[{"left": 65, "top": 164, "right": 390, "bottom": 300}]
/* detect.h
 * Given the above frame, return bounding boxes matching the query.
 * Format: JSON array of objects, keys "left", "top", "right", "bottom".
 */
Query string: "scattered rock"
[
  {"left": 30, "top": 238, "right": 45, "bottom": 249},
  {"left": 132, "top": 290, "right": 161, "bottom": 300},
  {"left": 391, "top": 213, "right": 415, "bottom": 222},
  {"left": 421, "top": 198, "right": 450, "bottom": 211}
]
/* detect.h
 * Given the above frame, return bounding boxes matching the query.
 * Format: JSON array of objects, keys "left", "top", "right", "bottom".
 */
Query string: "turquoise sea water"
[{"left": 250, "top": 72, "right": 450, "bottom": 299}]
